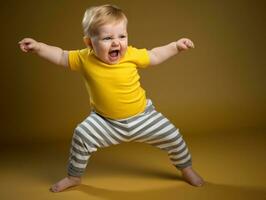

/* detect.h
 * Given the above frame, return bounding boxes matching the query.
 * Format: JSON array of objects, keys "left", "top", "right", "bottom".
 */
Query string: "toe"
[{"left": 50, "top": 185, "right": 59, "bottom": 192}]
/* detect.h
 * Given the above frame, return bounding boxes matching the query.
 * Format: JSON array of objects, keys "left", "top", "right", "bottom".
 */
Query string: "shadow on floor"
[
  {"left": 39, "top": 162, "right": 184, "bottom": 186},
  {"left": 68, "top": 182, "right": 266, "bottom": 200}
]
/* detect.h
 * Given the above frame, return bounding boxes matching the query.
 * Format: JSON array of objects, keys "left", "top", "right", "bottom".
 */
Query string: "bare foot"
[
  {"left": 50, "top": 176, "right": 81, "bottom": 192},
  {"left": 181, "top": 166, "right": 205, "bottom": 187}
]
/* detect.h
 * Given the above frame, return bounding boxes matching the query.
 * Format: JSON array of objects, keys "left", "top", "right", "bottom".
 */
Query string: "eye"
[
  {"left": 119, "top": 35, "right": 127, "bottom": 39},
  {"left": 103, "top": 37, "right": 112, "bottom": 41}
]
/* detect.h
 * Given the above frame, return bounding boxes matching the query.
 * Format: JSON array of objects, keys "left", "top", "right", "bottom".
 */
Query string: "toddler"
[{"left": 19, "top": 4, "right": 204, "bottom": 192}]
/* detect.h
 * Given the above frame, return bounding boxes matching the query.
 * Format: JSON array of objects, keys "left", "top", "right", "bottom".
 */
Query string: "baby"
[{"left": 19, "top": 4, "right": 204, "bottom": 192}]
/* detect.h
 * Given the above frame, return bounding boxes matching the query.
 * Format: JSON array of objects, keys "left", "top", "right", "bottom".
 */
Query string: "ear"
[{"left": 83, "top": 36, "right": 92, "bottom": 48}]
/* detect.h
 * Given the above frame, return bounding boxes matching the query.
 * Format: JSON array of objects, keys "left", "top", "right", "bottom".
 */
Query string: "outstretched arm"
[
  {"left": 148, "top": 38, "right": 194, "bottom": 66},
  {"left": 18, "top": 38, "right": 69, "bottom": 67}
]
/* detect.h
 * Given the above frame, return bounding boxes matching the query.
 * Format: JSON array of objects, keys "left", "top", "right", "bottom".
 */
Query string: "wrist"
[
  {"left": 172, "top": 41, "right": 179, "bottom": 54},
  {"left": 35, "top": 42, "right": 43, "bottom": 53}
]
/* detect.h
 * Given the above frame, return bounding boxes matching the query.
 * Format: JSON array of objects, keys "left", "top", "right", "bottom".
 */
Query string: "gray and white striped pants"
[{"left": 68, "top": 99, "right": 192, "bottom": 177}]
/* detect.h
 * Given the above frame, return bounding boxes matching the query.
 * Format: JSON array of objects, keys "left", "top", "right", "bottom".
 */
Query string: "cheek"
[
  {"left": 123, "top": 40, "right": 128, "bottom": 47},
  {"left": 92, "top": 43, "right": 105, "bottom": 55},
  {"left": 121, "top": 41, "right": 128, "bottom": 51},
  {"left": 98, "top": 43, "right": 109, "bottom": 52}
]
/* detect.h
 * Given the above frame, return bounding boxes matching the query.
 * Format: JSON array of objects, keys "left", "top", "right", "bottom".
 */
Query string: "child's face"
[{"left": 90, "top": 20, "right": 128, "bottom": 65}]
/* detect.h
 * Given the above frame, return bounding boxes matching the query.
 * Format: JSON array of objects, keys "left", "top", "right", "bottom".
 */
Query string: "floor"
[{"left": 1, "top": 130, "right": 266, "bottom": 200}]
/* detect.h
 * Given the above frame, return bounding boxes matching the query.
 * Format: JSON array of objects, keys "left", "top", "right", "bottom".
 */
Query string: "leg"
[
  {"left": 50, "top": 127, "right": 92, "bottom": 192},
  {"left": 131, "top": 109, "right": 204, "bottom": 186},
  {"left": 50, "top": 112, "right": 125, "bottom": 192}
]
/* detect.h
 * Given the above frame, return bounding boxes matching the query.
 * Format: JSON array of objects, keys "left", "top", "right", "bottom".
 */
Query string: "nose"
[{"left": 111, "top": 39, "right": 119, "bottom": 46}]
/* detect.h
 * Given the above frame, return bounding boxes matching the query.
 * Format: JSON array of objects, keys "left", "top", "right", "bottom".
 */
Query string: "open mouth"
[{"left": 109, "top": 50, "right": 120, "bottom": 59}]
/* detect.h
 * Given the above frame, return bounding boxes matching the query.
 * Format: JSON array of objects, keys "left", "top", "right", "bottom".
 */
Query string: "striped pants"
[{"left": 68, "top": 100, "right": 192, "bottom": 177}]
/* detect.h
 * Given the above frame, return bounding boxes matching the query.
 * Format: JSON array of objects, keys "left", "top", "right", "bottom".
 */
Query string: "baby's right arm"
[{"left": 18, "top": 38, "right": 69, "bottom": 67}]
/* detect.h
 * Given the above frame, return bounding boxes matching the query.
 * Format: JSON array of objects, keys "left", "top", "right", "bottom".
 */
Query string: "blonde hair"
[{"left": 82, "top": 4, "right": 128, "bottom": 37}]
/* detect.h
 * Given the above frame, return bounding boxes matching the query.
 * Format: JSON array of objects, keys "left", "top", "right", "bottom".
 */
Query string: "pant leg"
[
  {"left": 67, "top": 111, "right": 127, "bottom": 177},
  {"left": 129, "top": 105, "right": 192, "bottom": 169}
]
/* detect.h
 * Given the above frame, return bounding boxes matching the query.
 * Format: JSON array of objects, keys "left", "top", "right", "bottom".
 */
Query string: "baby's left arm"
[{"left": 148, "top": 38, "right": 194, "bottom": 66}]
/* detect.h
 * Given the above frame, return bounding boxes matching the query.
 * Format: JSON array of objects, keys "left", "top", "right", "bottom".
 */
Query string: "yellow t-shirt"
[{"left": 68, "top": 46, "right": 150, "bottom": 119}]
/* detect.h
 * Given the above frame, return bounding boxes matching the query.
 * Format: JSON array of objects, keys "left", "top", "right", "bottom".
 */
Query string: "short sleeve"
[
  {"left": 127, "top": 46, "right": 150, "bottom": 68},
  {"left": 68, "top": 50, "right": 82, "bottom": 71}
]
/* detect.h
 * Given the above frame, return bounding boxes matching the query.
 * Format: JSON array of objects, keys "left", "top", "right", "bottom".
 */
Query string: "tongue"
[{"left": 109, "top": 51, "right": 118, "bottom": 57}]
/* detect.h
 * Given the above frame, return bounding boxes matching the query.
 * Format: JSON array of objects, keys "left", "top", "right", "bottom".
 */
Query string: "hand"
[
  {"left": 176, "top": 38, "right": 195, "bottom": 52},
  {"left": 18, "top": 38, "right": 41, "bottom": 53}
]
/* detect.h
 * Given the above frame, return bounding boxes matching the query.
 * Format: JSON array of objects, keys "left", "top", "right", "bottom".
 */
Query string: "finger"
[
  {"left": 20, "top": 45, "right": 28, "bottom": 52},
  {"left": 188, "top": 40, "right": 194, "bottom": 48},
  {"left": 188, "top": 40, "right": 195, "bottom": 48},
  {"left": 20, "top": 38, "right": 34, "bottom": 45},
  {"left": 19, "top": 42, "right": 31, "bottom": 52},
  {"left": 18, "top": 39, "right": 27, "bottom": 44},
  {"left": 183, "top": 40, "right": 191, "bottom": 48},
  {"left": 22, "top": 48, "right": 29, "bottom": 52},
  {"left": 186, "top": 40, "right": 194, "bottom": 48},
  {"left": 27, "top": 43, "right": 35, "bottom": 49},
  {"left": 179, "top": 44, "right": 188, "bottom": 50},
  {"left": 188, "top": 43, "right": 194, "bottom": 48}
]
